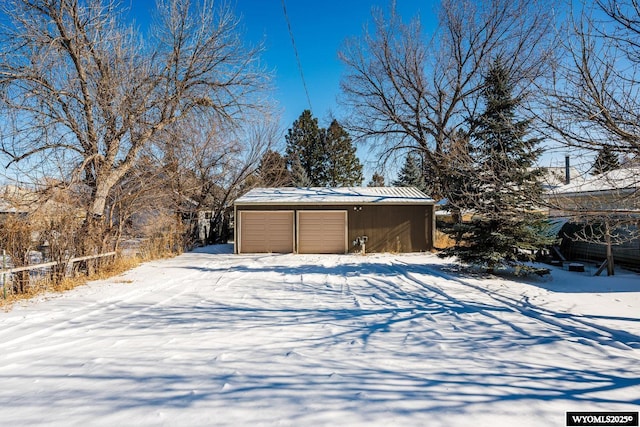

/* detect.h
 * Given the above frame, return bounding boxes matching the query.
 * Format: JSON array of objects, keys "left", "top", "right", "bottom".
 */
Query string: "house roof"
[
  {"left": 235, "top": 187, "right": 435, "bottom": 206},
  {"left": 0, "top": 200, "right": 20, "bottom": 214},
  {"left": 540, "top": 166, "right": 584, "bottom": 189},
  {"left": 552, "top": 166, "right": 640, "bottom": 195},
  {"left": 0, "top": 198, "right": 28, "bottom": 214}
]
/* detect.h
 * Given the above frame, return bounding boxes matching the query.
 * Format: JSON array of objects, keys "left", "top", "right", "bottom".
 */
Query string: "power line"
[{"left": 280, "top": 0, "right": 313, "bottom": 112}]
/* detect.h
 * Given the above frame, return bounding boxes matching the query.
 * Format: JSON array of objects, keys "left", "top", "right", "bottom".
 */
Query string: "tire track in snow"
[
  {"left": 1, "top": 251, "right": 226, "bottom": 338},
  {"left": 0, "top": 255, "right": 223, "bottom": 352},
  {"left": 310, "top": 260, "right": 436, "bottom": 351}
]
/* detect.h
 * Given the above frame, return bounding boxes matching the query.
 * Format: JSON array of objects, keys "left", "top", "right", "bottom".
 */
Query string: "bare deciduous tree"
[
  {"left": 540, "top": 1, "right": 640, "bottom": 274},
  {"left": 257, "top": 149, "right": 292, "bottom": 188},
  {"left": 541, "top": 1, "right": 640, "bottom": 156},
  {"left": 339, "top": 0, "right": 556, "bottom": 198},
  {"left": 157, "top": 113, "right": 278, "bottom": 245},
  {"left": 0, "top": 0, "right": 266, "bottom": 251}
]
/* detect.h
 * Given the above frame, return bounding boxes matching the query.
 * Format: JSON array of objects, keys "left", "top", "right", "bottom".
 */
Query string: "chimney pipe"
[{"left": 565, "top": 154, "right": 570, "bottom": 185}]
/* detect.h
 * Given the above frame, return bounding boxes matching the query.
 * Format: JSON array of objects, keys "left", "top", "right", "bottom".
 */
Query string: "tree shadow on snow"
[{"left": 3, "top": 253, "right": 638, "bottom": 424}]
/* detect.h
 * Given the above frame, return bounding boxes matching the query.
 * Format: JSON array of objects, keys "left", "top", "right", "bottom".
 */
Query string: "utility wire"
[{"left": 280, "top": 0, "right": 313, "bottom": 112}]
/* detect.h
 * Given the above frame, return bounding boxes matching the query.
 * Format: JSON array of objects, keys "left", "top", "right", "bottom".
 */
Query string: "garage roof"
[{"left": 235, "top": 187, "right": 434, "bottom": 206}]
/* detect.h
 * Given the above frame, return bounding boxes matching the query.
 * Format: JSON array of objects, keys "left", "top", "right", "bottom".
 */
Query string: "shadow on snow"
[{"left": 1, "top": 248, "right": 638, "bottom": 424}]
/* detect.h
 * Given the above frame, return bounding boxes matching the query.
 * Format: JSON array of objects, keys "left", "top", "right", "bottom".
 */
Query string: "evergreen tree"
[
  {"left": 441, "top": 58, "right": 552, "bottom": 274},
  {"left": 393, "top": 152, "right": 426, "bottom": 191},
  {"left": 258, "top": 150, "right": 292, "bottom": 187},
  {"left": 367, "top": 172, "right": 385, "bottom": 187},
  {"left": 592, "top": 146, "right": 620, "bottom": 175},
  {"left": 290, "top": 156, "right": 312, "bottom": 187},
  {"left": 285, "top": 111, "right": 364, "bottom": 187},
  {"left": 285, "top": 110, "right": 325, "bottom": 186},
  {"left": 324, "top": 120, "right": 363, "bottom": 186}
]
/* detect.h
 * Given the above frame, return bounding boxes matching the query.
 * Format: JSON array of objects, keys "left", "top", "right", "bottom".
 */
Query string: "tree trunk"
[
  {"left": 80, "top": 170, "right": 128, "bottom": 255},
  {"left": 78, "top": 214, "right": 102, "bottom": 255},
  {"left": 605, "top": 222, "right": 615, "bottom": 276},
  {"left": 605, "top": 232, "right": 615, "bottom": 276}
]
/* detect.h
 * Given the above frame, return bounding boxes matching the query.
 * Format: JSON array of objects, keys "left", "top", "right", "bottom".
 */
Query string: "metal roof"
[{"left": 235, "top": 187, "right": 435, "bottom": 206}]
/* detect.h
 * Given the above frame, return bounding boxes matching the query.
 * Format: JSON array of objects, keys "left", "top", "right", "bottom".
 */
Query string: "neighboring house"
[
  {"left": 545, "top": 165, "right": 640, "bottom": 267},
  {"left": 197, "top": 210, "right": 213, "bottom": 243},
  {"left": 196, "top": 209, "right": 229, "bottom": 244},
  {"left": 546, "top": 166, "right": 640, "bottom": 218},
  {"left": 1, "top": 186, "right": 36, "bottom": 218},
  {"left": 539, "top": 165, "right": 583, "bottom": 191},
  {"left": 0, "top": 198, "right": 29, "bottom": 219},
  {"left": 1, "top": 185, "right": 85, "bottom": 228},
  {"left": 234, "top": 187, "right": 435, "bottom": 254}
]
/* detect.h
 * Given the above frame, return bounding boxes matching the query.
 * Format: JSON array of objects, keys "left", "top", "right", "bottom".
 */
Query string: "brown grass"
[
  {"left": 434, "top": 230, "right": 457, "bottom": 249},
  {"left": 0, "top": 255, "right": 142, "bottom": 311}
]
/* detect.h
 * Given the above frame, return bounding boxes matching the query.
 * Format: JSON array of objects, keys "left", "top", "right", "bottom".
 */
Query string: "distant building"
[{"left": 546, "top": 165, "right": 640, "bottom": 218}]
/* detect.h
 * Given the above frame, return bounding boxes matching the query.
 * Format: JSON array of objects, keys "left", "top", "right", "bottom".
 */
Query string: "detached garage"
[{"left": 234, "top": 187, "right": 435, "bottom": 254}]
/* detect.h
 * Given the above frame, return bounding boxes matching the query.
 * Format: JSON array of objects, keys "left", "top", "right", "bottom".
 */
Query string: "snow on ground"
[{"left": 0, "top": 245, "right": 638, "bottom": 427}]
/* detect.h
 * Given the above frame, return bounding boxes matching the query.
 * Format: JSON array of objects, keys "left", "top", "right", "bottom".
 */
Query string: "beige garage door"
[
  {"left": 298, "top": 211, "right": 347, "bottom": 254},
  {"left": 239, "top": 211, "right": 294, "bottom": 253}
]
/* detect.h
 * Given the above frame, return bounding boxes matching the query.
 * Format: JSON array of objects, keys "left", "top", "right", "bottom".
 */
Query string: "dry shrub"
[
  {"left": 53, "top": 255, "right": 139, "bottom": 291},
  {"left": 1, "top": 207, "right": 187, "bottom": 308},
  {"left": 0, "top": 215, "right": 33, "bottom": 294},
  {"left": 37, "top": 210, "right": 83, "bottom": 281},
  {"left": 137, "top": 212, "right": 186, "bottom": 260}
]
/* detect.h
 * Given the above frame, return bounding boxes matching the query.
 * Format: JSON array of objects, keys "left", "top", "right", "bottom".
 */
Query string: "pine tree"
[
  {"left": 393, "top": 152, "right": 426, "bottom": 191},
  {"left": 367, "top": 172, "right": 385, "bottom": 187},
  {"left": 285, "top": 110, "right": 325, "bottom": 186},
  {"left": 440, "top": 130, "right": 475, "bottom": 223},
  {"left": 323, "top": 120, "right": 363, "bottom": 186},
  {"left": 285, "top": 111, "right": 364, "bottom": 187},
  {"left": 441, "top": 58, "right": 552, "bottom": 274},
  {"left": 592, "top": 146, "right": 620, "bottom": 175}
]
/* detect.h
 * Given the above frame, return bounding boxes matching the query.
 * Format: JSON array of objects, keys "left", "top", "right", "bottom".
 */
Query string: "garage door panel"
[
  {"left": 298, "top": 211, "right": 347, "bottom": 254},
  {"left": 240, "top": 211, "right": 294, "bottom": 253}
]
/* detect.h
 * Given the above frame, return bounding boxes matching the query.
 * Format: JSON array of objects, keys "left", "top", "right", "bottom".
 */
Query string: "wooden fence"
[{"left": 1, "top": 251, "right": 116, "bottom": 298}]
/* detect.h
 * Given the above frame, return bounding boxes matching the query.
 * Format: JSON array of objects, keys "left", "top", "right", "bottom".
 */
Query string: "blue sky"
[
  {"left": 129, "top": 0, "right": 435, "bottom": 181},
  {"left": 126, "top": 0, "right": 571, "bottom": 179},
  {"left": 236, "top": 0, "right": 435, "bottom": 178},
  {"left": 234, "top": 1, "right": 434, "bottom": 128},
  {"left": 234, "top": 0, "right": 580, "bottom": 175}
]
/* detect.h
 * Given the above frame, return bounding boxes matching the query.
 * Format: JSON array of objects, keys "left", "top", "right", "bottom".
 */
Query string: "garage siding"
[
  {"left": 297, "top": 211, "right": 347, "bottom": 254},
  {"left": 239, "top": 211, "right": 294, "bottom": 253},
  {"left": 235, "top": 202, "right": 434, "bottom": 254},
  {"left": 348, "top": 205, "right": 430, "bottom": 253}
]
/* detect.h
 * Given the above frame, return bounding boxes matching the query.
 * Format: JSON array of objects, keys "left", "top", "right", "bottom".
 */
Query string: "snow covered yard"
[{"left": 0, "top": 245, "right": 638, "bottom": 427}]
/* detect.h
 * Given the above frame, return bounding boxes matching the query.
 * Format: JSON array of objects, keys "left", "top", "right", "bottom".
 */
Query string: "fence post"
[{"left": 2, "top": 250, "right": 6, "bottom": 299}]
